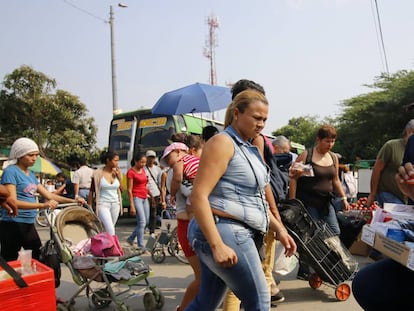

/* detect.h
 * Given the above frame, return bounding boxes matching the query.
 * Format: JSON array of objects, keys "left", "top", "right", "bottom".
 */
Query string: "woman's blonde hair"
[{"left": 224, "top": 90, "right": 268, "bottom": 128}]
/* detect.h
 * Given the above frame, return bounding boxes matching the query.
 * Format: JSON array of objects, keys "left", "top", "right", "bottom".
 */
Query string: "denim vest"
[{"left": 209, "top": 126, "right": 270, "bottom": 233}]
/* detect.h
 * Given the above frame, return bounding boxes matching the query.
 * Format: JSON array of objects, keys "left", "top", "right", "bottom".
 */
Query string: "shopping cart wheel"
[
  {"left": 335, "top": 283, "right": 351, "bottom": 301},
  {"left": 143, "top": 292, "right": 157, "bottom": 311},
  {"left": 308, "top": 273, "right": 322, "bottom": 289},
  {"left": 91, "top": 288, "right": 111, "bottom": 308},
  {"left": 151, "top": 249, "right": 166, "bottom": 263}
]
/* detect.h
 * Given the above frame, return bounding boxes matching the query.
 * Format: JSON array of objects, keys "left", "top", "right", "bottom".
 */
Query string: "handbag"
[
  {"left": 90, "top": 232, "right": 124, "bottom": 257},
  {"left": 39, "top": 239, "right": 61, "bottom": 288}
]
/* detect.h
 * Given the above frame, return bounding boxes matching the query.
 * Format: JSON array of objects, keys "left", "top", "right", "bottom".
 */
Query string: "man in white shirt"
[
  {"left": 144, "top": 150, "right": 162, "bottom": 234},
  {"left": 72, "top": 157, "right": 94, "bottom": 200}
]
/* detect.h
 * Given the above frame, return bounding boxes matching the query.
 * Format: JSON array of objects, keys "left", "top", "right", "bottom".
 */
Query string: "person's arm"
[
  {"left": 367, "top": 158, "right": 385, "bottom": 207},
  {"left": 332, "top": 154, "right": 350, "bottom": 211},
  {"left": 53, "top": 183, "right": 66, "bottom": 195},
  {"left": 73, "top": 183, "right": 80, "bottom": 199},
  {"left": 88, "top": 178, "right": 95, "bottom": 207},
  {"left": 190, "top": 134, "right": 238, "bottom": 266},
  {"left": 127, "top": 175, "right": 136, "bottom": 216},
  {"left": 267, "top": 211, "right": 296, "bottom": 257},
  {"left": 169, "top": 161, "right": 183, "bottom": 198},
  {"left": 160, "top": 171, "right": 167, "bottom": 208},
  {"left": 0, "top": 185, "right": 17, "bottom": 216},
  {"left": 288, "top": 151, "right": 307, "bottom": 198},
  {"left": 37, "top": 184, "right": 85, "bottom": 205},
  {"left": 396, "top": 162, "right": 414, "bottom": 200}
]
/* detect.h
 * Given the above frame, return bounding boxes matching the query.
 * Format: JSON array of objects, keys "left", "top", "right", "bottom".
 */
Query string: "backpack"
[{"left": 262, "top": 137, "right": 290, "bottom": 202}]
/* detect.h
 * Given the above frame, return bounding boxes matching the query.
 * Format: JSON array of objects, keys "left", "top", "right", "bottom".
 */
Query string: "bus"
[{"left": 108, "top": 108, "right": 224, "bottom": 169}]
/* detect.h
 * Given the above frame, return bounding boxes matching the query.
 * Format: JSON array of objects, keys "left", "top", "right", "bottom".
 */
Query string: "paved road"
[{"left": 37, "top": 216, "right": 368, "bottom": 311}]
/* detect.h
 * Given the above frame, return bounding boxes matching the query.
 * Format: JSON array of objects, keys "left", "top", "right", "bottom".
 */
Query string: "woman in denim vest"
[{"left": 186, "top": 90, "right": 296, "bottom": 311}]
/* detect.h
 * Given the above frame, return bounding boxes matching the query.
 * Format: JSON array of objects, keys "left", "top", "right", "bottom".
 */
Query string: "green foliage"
[
  {"left": 272, "top": 116, "right": 321, "bottom": 148},
  {"left": 0, "top": 65, "right": 100, "bottom": 168},
  {"left": 271, "top": 70, "right": 414, "bottom": 163}
]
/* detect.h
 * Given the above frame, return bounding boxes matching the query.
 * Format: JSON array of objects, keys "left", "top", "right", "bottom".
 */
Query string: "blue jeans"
[
  {"left": 376, "top": 191, "right": 404, "bottom": 207},
  {"left": 352, "top": 259, "right": 414, "bottom": 310},
  {"left": 306, "top": 203, "right": 340, "bottom": 235},
  {"left": 185, "top": 218, "right": 270, "bottom": 311},
  {"left": 127, "top": 197, "right": 150, "bottom": 248}
]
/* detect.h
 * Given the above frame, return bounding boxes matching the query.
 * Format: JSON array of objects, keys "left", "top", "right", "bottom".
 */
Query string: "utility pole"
[{"left": 109, "top": 3, "right": 127, "bottom": 115}]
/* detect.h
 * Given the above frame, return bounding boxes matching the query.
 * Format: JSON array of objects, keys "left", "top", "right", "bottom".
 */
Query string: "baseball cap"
[
  {"left": 160, "top": 142, "right": 188, "bottom": 165},
  {"left": 145, "top": 150, "right": 156, "bottom": 157}
]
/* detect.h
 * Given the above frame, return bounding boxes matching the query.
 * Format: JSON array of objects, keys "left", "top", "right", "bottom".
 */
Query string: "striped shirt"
[{"left": 181, "top": 154, "right": 200, "bottom": 180}]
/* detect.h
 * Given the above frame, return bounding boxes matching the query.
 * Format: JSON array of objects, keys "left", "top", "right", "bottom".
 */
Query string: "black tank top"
[{"left": 296, "top": 148, "right": 336, "bottom": 209}]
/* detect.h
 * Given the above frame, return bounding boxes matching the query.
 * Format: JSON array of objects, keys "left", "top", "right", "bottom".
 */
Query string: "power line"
[
  {"left": 371, "top": 0, "right": 390, "bottom": 74},
  {"left": 62, "top": 0, "right": 107, "bottom": 23}
]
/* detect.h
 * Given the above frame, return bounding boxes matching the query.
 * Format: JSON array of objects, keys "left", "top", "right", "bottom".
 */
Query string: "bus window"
[
  {"left": 109, "top": 117, "right": 137, "bottom": 160},
  {"left": 137, "top": 115, "right": 176, "bottom": 152}
]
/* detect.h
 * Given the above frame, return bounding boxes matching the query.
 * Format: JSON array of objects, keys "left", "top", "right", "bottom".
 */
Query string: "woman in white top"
[{"left": 89, "top": 151, "right": 123, "bottom": 235}]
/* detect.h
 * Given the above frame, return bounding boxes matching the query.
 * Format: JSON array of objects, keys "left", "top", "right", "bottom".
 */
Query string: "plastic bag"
[
  {"left": 90, "top": 232, "right": 124, "bottom": 257},
  {"left": 273, "top": 241, "right": 298, "bottom": 276}
]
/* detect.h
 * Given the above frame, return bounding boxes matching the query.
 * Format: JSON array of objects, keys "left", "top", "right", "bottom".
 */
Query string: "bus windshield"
[{"left": 138, "top": 115, "right": 176, "bottom": 151}]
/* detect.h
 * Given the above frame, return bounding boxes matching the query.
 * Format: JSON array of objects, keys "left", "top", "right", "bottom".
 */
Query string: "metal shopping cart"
[
  {"left": 278, "top": 199, "right": 359, "bottom": 301},
  {"left": 146, "top": 208, "right": 188, "bottom": 264}
]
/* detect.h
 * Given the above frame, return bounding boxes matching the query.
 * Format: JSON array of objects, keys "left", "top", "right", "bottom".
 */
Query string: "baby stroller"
[
  {"left": 147, "top": 208, "right": 188, "bottom": 264},
  {"left": 278, "top": 199, "right": 358, "bottom": 301},
  {"left": 46, "top": 204, "right": 164, "bottom": 311}
]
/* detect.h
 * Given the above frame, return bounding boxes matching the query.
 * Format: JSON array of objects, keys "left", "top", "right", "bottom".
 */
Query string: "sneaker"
[
  {"left": 126, "top": 239, "right": 134, "bottom": 246},
  {"left": 271, "top": 291, "right": 285, "bottom": 303}
]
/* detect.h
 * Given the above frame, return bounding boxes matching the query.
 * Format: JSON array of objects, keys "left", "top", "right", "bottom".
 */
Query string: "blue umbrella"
[{"left": 152, "top": 82, "right": 232, "bottom": 115}]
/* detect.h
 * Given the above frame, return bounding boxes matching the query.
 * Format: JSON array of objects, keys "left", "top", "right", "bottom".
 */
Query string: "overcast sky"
[{"left": 1, "top": 0, "right": 414, "bottom": 147}]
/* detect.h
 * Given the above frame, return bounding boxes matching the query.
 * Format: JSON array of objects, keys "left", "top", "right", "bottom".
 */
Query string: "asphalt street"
[{"left": 37, "top": 216, "right": 369, "bottom": 311}]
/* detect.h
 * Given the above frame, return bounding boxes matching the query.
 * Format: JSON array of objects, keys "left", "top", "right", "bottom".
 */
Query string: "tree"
[
  {"left": 0, "top": 65, "right": 99, "bottom": 167},
  {"left": 337, "top": 70, "right": 414, "bottom": 161},
  {"left": 272, "top": 116, "right": 321, "bottom": 148}
]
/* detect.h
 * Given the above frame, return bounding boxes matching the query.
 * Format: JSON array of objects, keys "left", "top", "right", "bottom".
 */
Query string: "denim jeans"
[
  {"left": 306, "top": 203, "right": 340, "bottom": 235},
  {"left": 127, "top": 197, "right": 150, "bottom": 248},
  {"left": 376, "top": 191, "right": 404, "bottom": 207},
  {"left": 185, "top": 218, "right": 270, "bottom": 311},
  {"left": 352, "top": 259, "right": 414, "bottom": 310}
]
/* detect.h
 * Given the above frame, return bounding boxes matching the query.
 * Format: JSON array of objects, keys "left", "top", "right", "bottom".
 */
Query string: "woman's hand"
[
  {"left": 76, "top": 197, "right": 86, "bottom": 206},
  {"left": 276, "top": 230, "right": 297, "bottom": 257},
  {"left": 211, "top": 243, "right": 238, "bottom": 268},
  {"left": 396, "top": 162, "right": 414, "bottom": 200},
  {"left": 1, "top": 196, "right": 18, "bottom": 216},
  {"left": 43, "top": 199, "right": 58, "bottom": 210}
]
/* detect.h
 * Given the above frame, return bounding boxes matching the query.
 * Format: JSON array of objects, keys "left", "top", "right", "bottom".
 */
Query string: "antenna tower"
[{"left": 203, "top": 14, "right": 219, "bottom": 85}]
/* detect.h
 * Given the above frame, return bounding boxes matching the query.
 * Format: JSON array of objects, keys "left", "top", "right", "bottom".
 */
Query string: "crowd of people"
[{"left": 2, "top": 80, "right": 414, "bottom": 310}]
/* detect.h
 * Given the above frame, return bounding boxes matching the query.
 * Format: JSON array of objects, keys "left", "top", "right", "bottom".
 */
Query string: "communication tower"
[{"left": 203, "top": 14, "right": 219, "bottom": 86}]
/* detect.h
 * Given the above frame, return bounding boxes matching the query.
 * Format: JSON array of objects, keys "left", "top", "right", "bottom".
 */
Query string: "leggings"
[{"left": 0, "top": 221, "right": 41, "bottom": 261}]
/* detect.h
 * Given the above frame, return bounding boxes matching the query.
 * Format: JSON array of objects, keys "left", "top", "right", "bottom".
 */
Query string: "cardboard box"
[
  {"left": 349, "top": 232, "right": 372, "bottom": 256},
  {"left": 0, "top": 259, "right": 56, "bottom": 311},
  {"left": 361, "top": 224, "right": 414, "bottom": 271}
]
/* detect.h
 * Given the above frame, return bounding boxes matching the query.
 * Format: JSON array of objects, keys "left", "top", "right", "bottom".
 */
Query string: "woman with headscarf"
[{"left": 0, "top": 137, "right": 85, "bottom": 261}]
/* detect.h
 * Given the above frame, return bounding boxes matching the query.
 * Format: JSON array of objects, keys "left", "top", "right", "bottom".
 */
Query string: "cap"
[
  {"left": 145, "top": 150, "right": 156, "bottom": 157},
  {"left": 160, "top": 142, "right": 188, "bottom": 165}
]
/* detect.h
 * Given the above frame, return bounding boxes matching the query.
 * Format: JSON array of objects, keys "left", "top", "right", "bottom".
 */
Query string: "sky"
[{"left": 1, "top": 0, "right": 414, "bottom": 148}]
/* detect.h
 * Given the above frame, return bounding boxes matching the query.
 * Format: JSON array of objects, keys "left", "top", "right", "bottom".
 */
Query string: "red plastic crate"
[{"left": 0, "top": 259, "right": 56, "bottom": 311}]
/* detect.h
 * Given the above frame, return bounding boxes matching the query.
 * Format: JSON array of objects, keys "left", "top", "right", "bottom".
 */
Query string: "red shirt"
[
  {"left": 182, "top": 154, "right": 200, "bottom": 180},
  {"left": 127, "top": 168, "right": 148, "bottom": 199}
]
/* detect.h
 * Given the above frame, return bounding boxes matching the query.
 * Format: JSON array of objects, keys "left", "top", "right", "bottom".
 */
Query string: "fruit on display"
[{"left": 349, "top": 197, "right": 379, "bottom": 211}]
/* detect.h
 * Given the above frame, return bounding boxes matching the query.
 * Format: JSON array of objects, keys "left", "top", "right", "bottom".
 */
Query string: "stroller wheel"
[
  {"left": 143, "top": 292, "right": 157, "bottom": 311},
  {"left": 335, "top": 283, "right": 351, "bottom": 301},
  {"left": 308, "top": 273, "right": 322, "bottom": 289},
  {"left": 152, "top": 288, "right": 165, "bottom": 309},
  {"left": 151, "top": 249, "right": 166, "bottom": 263},
  {"left": 169, "top": 227, "right": 189, "bottom": 264},
  {"left": 91, "top": 288, "right": 112, "bottom": 309}
]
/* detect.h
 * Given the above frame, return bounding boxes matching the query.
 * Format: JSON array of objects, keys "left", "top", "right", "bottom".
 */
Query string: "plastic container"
[{"left": 0, "top": 259, "right": 56, "bottom": 311}]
